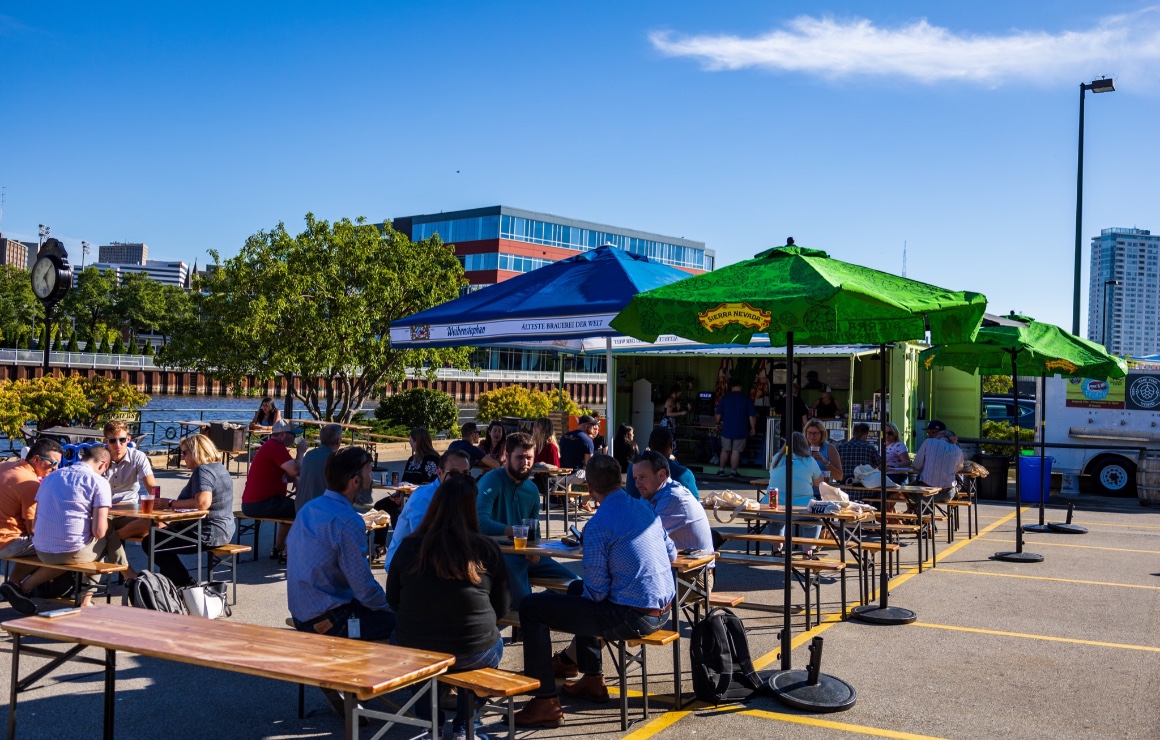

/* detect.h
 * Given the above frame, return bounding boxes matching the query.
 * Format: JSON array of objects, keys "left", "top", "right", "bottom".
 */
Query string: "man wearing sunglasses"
[
  {"left": 0, "top": 439, "right": 66, "bottom": 611},
  {"left": 382, "top": 449, "right": 472, "bottom": 569},
  {"left": 101, "top": 420, "right": 158, "bottom": 507}
]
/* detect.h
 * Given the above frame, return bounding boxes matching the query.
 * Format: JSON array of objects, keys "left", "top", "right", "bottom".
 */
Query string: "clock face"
[{"left": 32, "top": 257, "right": 58, "bottom": 299}]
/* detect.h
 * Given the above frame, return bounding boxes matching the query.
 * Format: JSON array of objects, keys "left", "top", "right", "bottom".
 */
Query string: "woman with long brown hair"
[
  {"left": 400, "top": 427, "right": 439, "bottom": 485},
  {"left": 386, "top": 474, "right": 510, "bottom": 738},
  {"left": 478, "top": 420, "right": 507, "bottom": 466}
]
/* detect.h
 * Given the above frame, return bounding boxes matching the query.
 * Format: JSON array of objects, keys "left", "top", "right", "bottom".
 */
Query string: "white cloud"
[{"left": 649, "top": 10, "right": 1160, "bottom": 86}]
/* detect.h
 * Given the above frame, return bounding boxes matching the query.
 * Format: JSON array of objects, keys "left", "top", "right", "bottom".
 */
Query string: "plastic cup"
[
  {"left": 512, "top": 525, "right": 529, "bottom": 550},
  {"left": 140, "top": 495, "right": 155, "bottom": 514},
  {"left": 522, "top": 518, "right": 537, "bottom": 542}
]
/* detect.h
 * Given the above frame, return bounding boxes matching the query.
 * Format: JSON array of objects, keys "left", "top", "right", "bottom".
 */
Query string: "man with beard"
[{"left": 477, "top": 432, "right": 578, "bottom": 606}]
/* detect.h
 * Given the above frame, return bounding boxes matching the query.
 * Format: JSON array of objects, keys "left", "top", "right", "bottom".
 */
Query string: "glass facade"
[
  {"left": 468, "top": 347, "right": 606, "bottom": 373},
  {"left": 459, "top": 252, "right": 554, "bottom": 273},
  {"left": 413, "top": 216, "right": 500, "bottom": 244}
]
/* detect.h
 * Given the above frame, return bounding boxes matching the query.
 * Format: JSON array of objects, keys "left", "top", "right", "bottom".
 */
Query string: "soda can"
[
  {"left": 391, "top": 471, "right": 400, "bottom": 486},
  {"left": 768, "top": 487, "right": 779, "bottom": 510}
]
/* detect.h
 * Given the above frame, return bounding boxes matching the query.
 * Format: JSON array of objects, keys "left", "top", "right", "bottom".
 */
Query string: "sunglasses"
[
  {"left": 38, "top": 455, "right": 60, "bottom": 469},
  {"left": 442, "top": 468, "right": 472, "bottom": 478},
  {"left": 106, "top": 437, "right": 129, "bottom": 444}
]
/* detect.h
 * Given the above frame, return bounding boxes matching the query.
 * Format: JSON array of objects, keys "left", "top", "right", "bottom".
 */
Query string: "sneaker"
[
  {"left": 0, "top": 582, "right": 37, "bottom": 616},
  {"left": 270, "top": 546, "right": 285, "bottom": 561},
  {"left": 716, "top": 469, "right": 726, "bottom": 476},
  {"left": 729, "top": 471, "right": 743, "bottom": 478}
]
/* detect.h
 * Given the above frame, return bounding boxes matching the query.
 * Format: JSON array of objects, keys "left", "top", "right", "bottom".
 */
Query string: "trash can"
[
  {"left": 973, "top": 453, "right": 1011, "bottom": 500},
  {"left": 1017, "top": 456, "right": 1054, "bottom": 503}
]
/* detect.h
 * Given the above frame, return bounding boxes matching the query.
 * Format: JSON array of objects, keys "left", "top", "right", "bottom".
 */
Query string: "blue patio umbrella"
[{"left": 390, "top": 245, "right": 695, "bottom": 447}]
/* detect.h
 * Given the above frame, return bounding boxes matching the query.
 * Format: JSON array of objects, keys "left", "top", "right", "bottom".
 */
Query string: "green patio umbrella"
[
  {"left": 612, "top": 242, "right": 988, "bottom": 711},
  {"left": 920, "top": 314, "right": 1128, "bottom": 548}
]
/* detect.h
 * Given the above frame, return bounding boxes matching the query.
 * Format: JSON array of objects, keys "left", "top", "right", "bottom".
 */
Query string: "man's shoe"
[
  {"left": 716, "top": 468, "right": 726, "bottom": 476},
  {"left": 561, "top": 676, "right": 610, "bottom": 703},
  {"left": 514, "top": 698, "right": 564, "bottom": 728},
  {"left": 552, "top": 651, "right": 580, "bottom": 678},
  {"left": 0, "top": 582, "right": 37, "bottom": 616},
  {"left": 729, "top": 470, "right": 743, "bottom": 478}
]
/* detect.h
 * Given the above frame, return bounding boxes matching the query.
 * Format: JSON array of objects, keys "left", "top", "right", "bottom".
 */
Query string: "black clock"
[{"left": 30, "top": 238, "right": 72, "bottom": 306}]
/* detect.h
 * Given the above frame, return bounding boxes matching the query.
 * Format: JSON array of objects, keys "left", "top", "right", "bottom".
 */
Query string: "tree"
[
  {"left": 0, "top": 265, "right": 43, "bottom": 348},
  {"left": 375, "top": 388, "right": 459, "bottom": 435},
  {"left": 96, "top": 334, "right": 110, "bottom": 353},
  {"left": 113, "top": 272, "right": 168, "bottom": 345},
  {"left": 111, "top": 334, "right": 126, "bottom": 354},
  {"left": 0, "top": 376, "right": 150, "bottom": 440},
  {"left": 66, "top": 332, "right": 79, "bottom": 353},
  {"left": 61, "top": 266, "right": 117, "bottom": 339},
  {"left": 982, "top": 375, "right": 1013, "bottom": 394},
  {"left": 162, "top": 214, "right": 471, "bottom": 422}
]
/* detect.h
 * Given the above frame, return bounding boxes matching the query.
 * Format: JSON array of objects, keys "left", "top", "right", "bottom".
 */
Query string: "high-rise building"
[
  {"left": 0, "top": 234, "right": 28, "bottom": 269},
  {"left": 1088, "top": 227, "right": 1160, "bottom": 357},
  {"left": 98, "top": 241, "right": 148, "bottom": 265},
  {"left": 92, "top": 260, "right": 189, "bottom": 288}
]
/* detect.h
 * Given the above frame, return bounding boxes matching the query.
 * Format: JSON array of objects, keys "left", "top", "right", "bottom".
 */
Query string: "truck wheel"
[{"left": 1088, "top": 457, "right": 1138, "bottom": 497}]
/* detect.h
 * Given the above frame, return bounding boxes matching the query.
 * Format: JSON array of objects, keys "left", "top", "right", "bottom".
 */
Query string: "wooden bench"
[
  {"left": 707, "top": 592, "right": 745, "bottom": 608},
  {"left": 233, "top": 511, "right": 295, "bottom": 561},
  {"left": 439, "top": 667, "right": 540, "bottom": 740},
  {"left": 527, "top": 576, "right": 576, "bottom": 592},
  {"left": 207, "top": 544, "right": 252, "bottom": 605},
  {"left": 1, "top": 555, "right": 127, "bottom": 608},
  {"left": 609, "top": 629, "right": 680, "bottom": 731},
  {"left": 5, "top": 604, "right": 456, "bottom": 740},
  {"left": 718, "top": 552, "right": 847, "bottom": 626}
]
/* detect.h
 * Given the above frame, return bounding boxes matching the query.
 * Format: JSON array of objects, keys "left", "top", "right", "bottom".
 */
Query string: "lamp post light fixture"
[
  {"left": 81, "top": 240, "right": 90, "bottom": 269},
  {"left": 37, "top": 224, "right": 49, "bottom": 249},
  {"left": 1072, "top": 77, "right": 1116, "bottom": 336},
  {"left": 1102, "top": 279, "right": 1118, "bottom": 352}
]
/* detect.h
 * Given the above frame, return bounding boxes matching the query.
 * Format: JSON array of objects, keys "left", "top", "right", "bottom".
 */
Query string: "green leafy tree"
[
  {"left": 97, "top": 334, "right": 111, "bottom": 353},
  {"left": 61, "top": 266, "right": 117, "bottom": 339},
  {"left": 113, "top": 272, "right": 168, "bottom": 345},
  {"left": 375, "top": 388, "right": 459, "bottom": 434},
  {"left": 111, "top": 334, "right": 126, "bottom": 354},
  {"left": 0, "top": 265, "right": 42, "bottom": 348},
  {"left": 982, "top": 375, "right": 1013, "bottom": 394},
  {"left": 156, "top": 284, "right": 193, "bottom": 345},
  {"left": 0, "top": 376, "right": 150, "bottom": 440},
  {"left": 476, "top": 386, "right": 582, "bottom": 421},
  {"left": 162, "top": 214, "right": 471, "bottom": 422},
  {"left": 65, "top": 332, "right": 79, "bottom": 352}
]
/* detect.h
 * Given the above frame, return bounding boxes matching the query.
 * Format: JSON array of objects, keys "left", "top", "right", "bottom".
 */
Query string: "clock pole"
[
  {"left": 30, "top": 238, "right": 73, "bottom": 378},
  {"left": 42, "top": 304, "right": 53, "bottom": 375}
]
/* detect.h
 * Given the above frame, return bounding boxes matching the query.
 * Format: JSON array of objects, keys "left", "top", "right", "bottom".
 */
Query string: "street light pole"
[
  {"left": 81, "top": 240, "right": 90, "bottom": 269},
  {"left": 1102, "top": 279, "right": 1118, "bottom": 351},
  {"left": 1072, "top": 77, "right": 1115, "bottom": 336}
]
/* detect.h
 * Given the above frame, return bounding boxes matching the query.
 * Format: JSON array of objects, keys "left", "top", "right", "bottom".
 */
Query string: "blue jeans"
[
  {"left": 411, "top": 634, "right": 504, "bottom": 730},
  {"left": 519, "top": 590, "right": 666, "bottom": 698},
  {"left": 503, "top": 554, "right": 579, "bottom": 608}
]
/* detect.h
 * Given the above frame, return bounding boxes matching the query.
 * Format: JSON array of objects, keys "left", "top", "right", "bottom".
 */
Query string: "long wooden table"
[
  {"left": 841, "top": 484, "right": 943, "bottom": 569},
  {"left": 3, "top": 604, "right": 455, "bottom": 740},
  {"left": 111, "top": 504, "right": 208, "bottom": 581}
]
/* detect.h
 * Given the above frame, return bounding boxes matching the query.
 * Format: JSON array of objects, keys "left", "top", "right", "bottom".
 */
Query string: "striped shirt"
[
  {"left": 33, "top": 465, "right": 112, "bottom": 554},
  {"left": 647, "top": 479, "right": 715, "bottom": 568},
  {"left": 913, "top": 438, "right": 964, "bottom": 490},
  {"left": 582, "top": 489, "right": 676, "bottom": 610}
]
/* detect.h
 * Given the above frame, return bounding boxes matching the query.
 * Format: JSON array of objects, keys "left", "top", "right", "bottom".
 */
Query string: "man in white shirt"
[
  {"left": 913, "top": 420, "right": 964, "bottom": 503},
  {"left": 101, "top": 420, "right": 157, "bottom": 506}
]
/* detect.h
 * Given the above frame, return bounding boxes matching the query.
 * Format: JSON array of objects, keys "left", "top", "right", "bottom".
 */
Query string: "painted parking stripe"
[
  {"left": 909, "top": 622, "right": 1160, "bottom": 653},
  {"left": 934, "top": 567, "right": 1160, "bottom": 590},
  {"left": 977, "top": 537, "right": 1160, "bottom": 554},
  {"left": 622, "top": 709, "right": 692, "bottom": 739},
  {"left": 735, "top": 707, "right": 951, "bottom": 739}
]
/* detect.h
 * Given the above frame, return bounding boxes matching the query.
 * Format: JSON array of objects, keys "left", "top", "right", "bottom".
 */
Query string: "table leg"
[
  {"left": 196, "top": 519, "right": 204, "bottom": 584},
  {"left": 103, "top": 649, "right": 116, "bottom": 740},
  {"left": 8, "top": 634, "right": 20, "bottom": 740},
  {"left": 429, "top": 676, "right": 440, "bottom": 739},
  {"left": 148, "top": 525, "right": 156, "bottom": 573},
  {"left": 544, "top": 481, "right": 552, "bottom": 539},
  {"left": 928, "top": 500, "right": 938, "bottom": 568},
  {"left": 670, "top": 575, "right": 682, "bottom": 709},
  {"left": 344, "top": 689, "right": 357, "bottom": 740}
]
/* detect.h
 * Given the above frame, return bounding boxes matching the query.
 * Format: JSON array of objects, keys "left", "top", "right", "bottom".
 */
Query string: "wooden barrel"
[{"left": 1138, "top": 452, "right": 1160, "bottom": 506}]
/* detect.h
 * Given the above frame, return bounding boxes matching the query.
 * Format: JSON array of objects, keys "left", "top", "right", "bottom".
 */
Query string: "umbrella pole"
[
  {"left": 1024, "top": 373, "right": 1053, "bottom": 533},
  {"left": 851, "top": 344, "right": 916, "bottom": 625},
  {"left": 994, "top": 351, "right": 1043, "bottom": 563},
  {"left": 606, "top": 337, "right": 614, "bottom": 459},
  {"left": 766, "top": 331, "right": 857, "bottom": 713}
]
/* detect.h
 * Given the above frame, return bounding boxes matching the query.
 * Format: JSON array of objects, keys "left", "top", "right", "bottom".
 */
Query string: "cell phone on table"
[
  {"left": 569, "top": 524, "right": 583, "bottom": 543},
  {"left": 40, "top": 607, "right": 81, "bottom": 618}
]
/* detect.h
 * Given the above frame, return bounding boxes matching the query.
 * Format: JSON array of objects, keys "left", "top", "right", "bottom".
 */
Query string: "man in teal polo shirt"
[{"left": 477, "top": 432, "right": 578, "bottom": 606}]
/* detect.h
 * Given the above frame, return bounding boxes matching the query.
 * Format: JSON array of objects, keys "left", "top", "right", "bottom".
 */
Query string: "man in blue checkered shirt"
[
  {"left": 837, "top": 422, "right": 881, "bottom": 484},
  {"left": 515, "top": 455, "right": 676, "bottom": 729}
]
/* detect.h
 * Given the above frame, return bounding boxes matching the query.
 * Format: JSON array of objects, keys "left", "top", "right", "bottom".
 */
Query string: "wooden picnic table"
[
  {"left": 296, "top": 419, "right": 372, "bottom": 446},
  {"left": 3, "top": 604, "right": 455, "bottom": 740},
  {"left": 111, "top": 504, "right": 209, "bottom": 581},
  {"left": 841, "top": 483, "right": 943, "bottom": 569},
  {"left": 531, "top": 465, "right": 574, "bottom": 538}
]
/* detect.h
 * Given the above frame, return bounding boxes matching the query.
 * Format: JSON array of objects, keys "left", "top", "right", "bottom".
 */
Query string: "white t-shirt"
[{"left": 105, "top": 447, "right": 154, "bottom": 505}]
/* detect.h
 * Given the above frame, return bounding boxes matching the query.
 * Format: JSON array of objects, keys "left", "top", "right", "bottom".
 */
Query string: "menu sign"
[{"left": 1064, "top": 377, "right": 1125, "bottom": 409}]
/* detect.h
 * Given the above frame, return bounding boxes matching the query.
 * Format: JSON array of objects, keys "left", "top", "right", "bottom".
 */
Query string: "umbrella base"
[
  {"left": 766, "top": 670, "right": 857, "bottom": 713},
  {"left": 1047, "top": 522, "right": 1089, "bottom": 534},
  {"left": 849, "top": 604, "right": 917, "bottom": 625},
  {"left": 993, "top": 550, "right": 1044, "bottom": 563},
  {"left": 1021, "top": 524, "right": 1053, "bottom": 533}
]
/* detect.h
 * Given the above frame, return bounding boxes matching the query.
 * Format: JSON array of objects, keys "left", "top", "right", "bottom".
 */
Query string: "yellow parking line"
[
  {"left": 978, "top": 537, "right": 1160, "bottom": 554},
  {"left": 622, "top": 709, "right": 692, "bottom": 739},
  {"left": 934, "top": 567, "right": 1160, "bottom": 590},
  {"left": 735, "top": 708, "right": 950, "bottom": 739},
  {"left": 1078, "top": 521, "right": 1160, "bottom": 530},
  {"left": 909, "top": 622, "right": 1160, "bottom": 653}
]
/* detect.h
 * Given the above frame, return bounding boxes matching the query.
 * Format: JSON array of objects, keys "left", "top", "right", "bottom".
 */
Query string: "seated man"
[
  {"left": 383, "top": 449, "right": 472, "bottom": 569},
  {"left": 836, "top": 422, "right": 881, "bottom": 484},
  {"left": 295, "top": 423, "right": 343, "bottom": 512},
  {"left": 515, "top": 455, "right": 676, "bottom": 728},
  {"left": 0, "top": 440, "right": 66, "bottom": 606},
  {"left": 625, "top": 427, "right": 700, "bottom": 499},
  {"left": 558, "top": 416, "right": 596, "bottom": 473},
  {"left": 477, "top": 433, "right": 578, "bottom": 607},
  {"left": 24, "top": 446, "right": 128, "bottom": 613},
  {"left": 101, "top": 419, "right": 157, "bottom": 506},
  {"left": 242, "top": 419, "right": 309, "bottom": 561},
  {"left": 912, "top": 420, "right": 964, "bottom": 503},
  {"left": 448, "top": 422, "right": 497, "bottom": 471}
]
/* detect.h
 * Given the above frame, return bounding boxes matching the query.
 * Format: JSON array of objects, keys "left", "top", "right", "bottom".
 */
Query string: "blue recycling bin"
[{"left": 1017, "top": 455, "right": 1054, "bottom": 503}]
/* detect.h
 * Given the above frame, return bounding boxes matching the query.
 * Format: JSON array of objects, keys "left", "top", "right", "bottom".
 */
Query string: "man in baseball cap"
[
  {"left": 913, "top": 419, "right": 962, "bottom": 502},
  {"left": 242, "top": 419, "right": 309, "bottom": 561},
  {"left": 925, "top": 419, "right": 947, "bottom": 433}
]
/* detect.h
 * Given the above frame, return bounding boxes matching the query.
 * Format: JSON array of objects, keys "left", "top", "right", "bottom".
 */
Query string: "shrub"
[
  {"left": 980, "top": 420, "right": 1035, "bottom": 457},
  {"left": 476, "top": 385, "right": 583, "bottom": 422},
  {"left": 375, "top": 387, "right": 459, "bottom": 434},
  {"left": 0, "top": 375, "right": 150, "bottom": 439}
]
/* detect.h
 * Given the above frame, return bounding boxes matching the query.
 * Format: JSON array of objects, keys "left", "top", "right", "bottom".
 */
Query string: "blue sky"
[{"left": 2, "top": 2, "right": 1158, "bottom": 337}]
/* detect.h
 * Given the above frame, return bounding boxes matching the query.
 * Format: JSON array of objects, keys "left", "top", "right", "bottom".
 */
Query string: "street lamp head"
[{"left": 1085, "top": 77, "right": 1115, "bottom": 93}]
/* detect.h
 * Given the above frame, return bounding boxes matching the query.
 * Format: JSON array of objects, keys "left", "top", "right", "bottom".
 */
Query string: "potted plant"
[{"left": 973, "top": 420, "right": 1036, "bottom": 500}]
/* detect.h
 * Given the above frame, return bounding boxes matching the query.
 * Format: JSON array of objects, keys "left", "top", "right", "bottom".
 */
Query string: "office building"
[
  {"left": 1088, "top": 227, "right": 1160, "bottom": 356},
  {"left": 0, "top": 234, "right": 28, "bottom": 269},
  {"left": 98, "top": 241, "right": 148, "bottom": 265},
  {"left": 92, "top": 260, "right": 189, "bottom": 288}
]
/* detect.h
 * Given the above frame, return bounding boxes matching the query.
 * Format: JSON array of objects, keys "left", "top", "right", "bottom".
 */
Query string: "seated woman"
[
  {"left": 401, "top": 427, "right": 440, "bottom": 485},
  {"left": 477, "top": 421, "right": 507, "bottom": 467},
  {"left": 532, "top": 417, "right": 559, "bottom": 467},
  {"left": 766, "top": 431, "right": 825, "bottom": 558},
  {"left": 250, "top": 397, "right": 281, "bottom": 433},
  {"left": 884, "top": 422, "right": 912, "bottom": 484},
  {"left": 803, "top": 418, "right": 844, "bottom": 486},
  {"left": 387, "top": 474, "right": 510, "bottom": 738},
  {"left": 138, "top": 434, "right": 235, "bottom": 586},
  {"left": 612, "top": 423, "right": 638, "bottom": 473}
]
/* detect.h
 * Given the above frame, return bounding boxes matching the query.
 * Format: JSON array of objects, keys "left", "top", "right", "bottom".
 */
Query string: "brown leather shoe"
[
  {"left": 553, "top": 651, "right": 580, "bottom": 678},
  {"left": 514, "top": 697, "right": 565, "bottom": 728},
  {"left": 561, "top": 675, "right": 610, "bottom": 703}
]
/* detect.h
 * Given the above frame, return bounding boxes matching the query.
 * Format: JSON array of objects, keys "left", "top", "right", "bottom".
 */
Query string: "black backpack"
[
  {"left": 690, "top": 607, "right": 763, "bottom": 704},
  {"left": 124, "top": 571, "right": 188, "bottom": 614}
]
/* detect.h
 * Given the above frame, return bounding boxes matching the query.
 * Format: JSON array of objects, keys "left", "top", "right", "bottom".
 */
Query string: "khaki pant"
[{"left": 36, "top": 529, "right": 129, "bottom": 591}]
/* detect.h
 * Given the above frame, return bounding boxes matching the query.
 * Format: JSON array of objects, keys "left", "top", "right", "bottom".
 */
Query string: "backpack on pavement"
[
  {"left": 123, "top": 571, "right": 188, "bottom": 614},
  {"left": 690, "top": 607, "right": 763, "bottom": 704}
]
